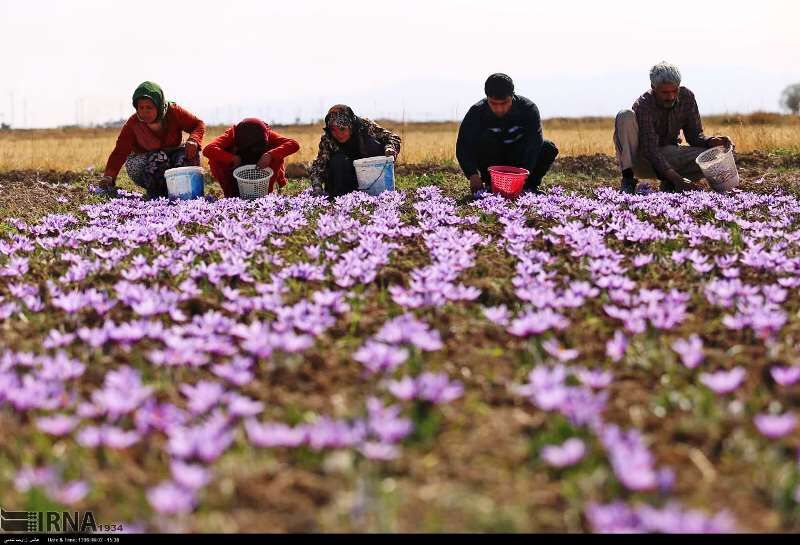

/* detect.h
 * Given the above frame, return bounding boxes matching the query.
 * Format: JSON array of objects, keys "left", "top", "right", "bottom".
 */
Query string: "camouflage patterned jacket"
[{"left": 309, "top": 118, "right": 401, "bottom": 192}]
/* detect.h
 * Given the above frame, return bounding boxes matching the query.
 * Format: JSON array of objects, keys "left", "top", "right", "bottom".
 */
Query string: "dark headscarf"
[
  {"left": 324, "top": 104, "right": 358, "bottom": 133},
  {"left": 132, "top": 81, "right": 170, "bottom": 121},
  {"left": 323, "top": 105, "right": 362, "bottom": 157},
  {"left": 234, "top": 118, "right": 270, "bottom": 165}
]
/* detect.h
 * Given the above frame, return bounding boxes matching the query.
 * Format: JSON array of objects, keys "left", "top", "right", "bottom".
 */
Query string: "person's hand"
[
  {"left": 665, "top": 169, "right": 685, "bottom": 186},
  {"left": 185, "top": 140, "right": 199, "bottom": 162},
  {"left": 231, "top": 155, "right": 242, "bottom": 168},
  {"left": 469, "top": 174, "right": 484, "bottom": 193},
  {"left": 98, "top": 175, "right": 115, "bottom": 191},
  {"left": 708, "top": 136, "right": 733, "bottom": 150},
  {"left": 257, "top": 152, "right": 272, "bottom": 169}
]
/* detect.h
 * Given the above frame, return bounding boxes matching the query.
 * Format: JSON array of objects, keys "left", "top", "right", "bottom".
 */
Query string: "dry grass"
[{"left": 1, "top": 114, "right": 798, "bottom": 172}]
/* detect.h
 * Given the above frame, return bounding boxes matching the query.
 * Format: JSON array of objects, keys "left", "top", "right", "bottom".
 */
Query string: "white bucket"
[
  {"left": 165, "top": 166, "right": 205, "bottom": 200},
  {"left": 353, "top": 156, "right": 395, "bottom": 196},
  {"left": 695, "top": 146, "right": 740, "bottom": 193}
]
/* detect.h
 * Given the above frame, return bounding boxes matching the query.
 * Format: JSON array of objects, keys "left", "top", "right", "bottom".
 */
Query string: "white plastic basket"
[
  {"left": 233, "top": 165, "right": 274, "bottom": 200},
  {"left": 695, "top": 146, "right": 740, "bottom": 193}
]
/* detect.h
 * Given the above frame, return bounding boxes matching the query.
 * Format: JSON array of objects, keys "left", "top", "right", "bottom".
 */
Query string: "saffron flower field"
[{"left": 2, "top": 175, "right": 800, "bottom": 532}]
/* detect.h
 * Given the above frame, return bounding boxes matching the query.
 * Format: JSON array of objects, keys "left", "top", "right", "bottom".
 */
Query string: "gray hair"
[{"left": 650, "top": 61, "right": 682, "bottom": 87}]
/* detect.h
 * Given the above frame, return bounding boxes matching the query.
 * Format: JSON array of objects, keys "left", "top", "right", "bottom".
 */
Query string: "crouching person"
[
  {"left": 456, "top": 73, "right": 558, "bottom": 196},
  {"left": 614, "top": 61, "right": 733, "bottom": 194},
  {"left": 100, "top": 81, "right": 205, "bottom": 198},
  {"left": 309, "top": 105, "right": 401, "bottom": 198},
  {"left": 203, "top": 118, "right": 300, "bottom": 198}
]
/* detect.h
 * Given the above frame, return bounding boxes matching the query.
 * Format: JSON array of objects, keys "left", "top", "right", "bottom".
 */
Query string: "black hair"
[{"left": 484, "top": 73, "right": 514, "bottom": 99}]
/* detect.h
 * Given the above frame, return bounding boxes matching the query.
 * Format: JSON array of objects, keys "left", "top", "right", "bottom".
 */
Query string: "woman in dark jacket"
[{"left": 309, "top": 105, "right": 401, "bottom": 197}]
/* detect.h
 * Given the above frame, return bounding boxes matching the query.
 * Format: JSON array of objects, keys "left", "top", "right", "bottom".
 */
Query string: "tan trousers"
[{"left": 613, "top": 109, "right": 705, "bottom": 182}]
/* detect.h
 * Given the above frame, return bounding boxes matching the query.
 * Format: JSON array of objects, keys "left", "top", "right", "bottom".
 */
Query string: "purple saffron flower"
[
  {"left": 605, "top": 330, "right": 627, "bottom": 363},
  {"left": 36, "top": 414, "right": 79, "bottom": 436},
  {"left": 508, "top": 309, "right": 570, "bottom": 337},
  {"left": 76, "top": 426, "right": 103, "bottom": 448},
  {"left": 146, "top": 481, "right": 196, "bottom": 515},
  {"left": 225, "top": 393, "right": 264, "bottom": 418},
  {"left": 587, "top": 501, "right": 737, "bottom": 534},
  {"left": 374, "top": 314, "right": 443, "bottom": 351},
  {"left": 575, "top": 368, "right": 613, "bottom": 389},
  {"left": 244, "top": 420, "right": 307, "bottom": 448},
  {"left": 76, "top": 326, "right": 109, "bottom": 348},
  {"left": 387, "top": 376, "right": 417, "bottom": 400},
  {"left": 271, "top": 331, "right": 314, "bottom": 353},
  {"left": 754, "top": 413, "right": 797, "bottom": 439},
  {"left": 585, "top": 502, "right": 642, "bottom": 533},
  {"left": 482, "top": 305, "right": 510, "bottom": 326},
  {"left": 110, "top": 427, "right": 141, "bottom": 449},
  {"left": 179, "top": 381, "right": 226, "bottom": 415},
  {"left": 366, "top": 397, "right": 413, "bottom": 443},
  {"left": 541, "top": 438, "right": 586, "bottom": 468},
  {"left": 671, "top": 334, "right": 704, "bottom": 369},
  {"left": 307, "top": 418, "right": 366, "bottom": 450},
  {"left": 600, "top": 425, "right": 664, "bottom": 492},
  {"left": 53, "top": 481, "right": 90, "bottom": 505},
  {"left": 170, "top": 460, "right": 211, "bottom": 491},
  {"left": 43, "top": 329, "right": 76, "bottom": 349},
  {"left": 353, "top": 341, "right": 409, "bottom": 375},
  {"left": 14, "top": 466, "right": 59, "bottom": 492},
  {"left": 211, "top": 360, "right": 254, "bottom": 387},
  {"left": 91, "top": 366, "right": 153, "bottom": 419},
  {"left": 699, "top": 368, "right": 746, "bottom": 394},
  {"left": 770, "top": 366, "right": 800, "bottom": 386},
  {"left": 358, "top": 441, "right": 400, "bottom": 461},
  {"left": 167, "top": 413, "right": 234, "bottom": 462},
  {"left": 542, "top": 338, "right": 580, "bottom": 362},
  {"left": 415, "top": 372, "right": 464, "bottom": 404}
]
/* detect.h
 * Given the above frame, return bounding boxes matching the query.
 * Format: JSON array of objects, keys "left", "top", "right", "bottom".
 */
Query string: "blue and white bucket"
[
  {"left": 353, "top": 156, "right": 395, "bottom": 196},
  {"left": 164, "top": 166, "right": 205, "bottom": 200}
]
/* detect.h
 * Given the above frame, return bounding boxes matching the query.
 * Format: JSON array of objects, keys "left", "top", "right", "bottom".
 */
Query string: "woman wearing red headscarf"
[{"left": 202, "top": 118, "right": 300, "bottom": 198}]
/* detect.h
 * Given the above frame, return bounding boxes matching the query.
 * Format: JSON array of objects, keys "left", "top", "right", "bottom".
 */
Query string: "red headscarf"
[{"left": 234, "top": 118, "right": 270, "bottom": 165}]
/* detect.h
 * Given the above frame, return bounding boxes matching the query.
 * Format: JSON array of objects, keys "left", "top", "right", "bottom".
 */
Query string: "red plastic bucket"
[{"left": 488, "top": 166, "right": 529, "bottom": 199}]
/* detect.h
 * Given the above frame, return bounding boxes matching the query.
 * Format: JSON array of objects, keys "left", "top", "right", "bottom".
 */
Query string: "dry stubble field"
[{"left": 1, "top": 113, "right": 799, "bottom": 173}]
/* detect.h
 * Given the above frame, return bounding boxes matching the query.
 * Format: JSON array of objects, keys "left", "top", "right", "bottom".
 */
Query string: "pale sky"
[{"left": 1, "top": 0, "right": 797, "bottom": 128}]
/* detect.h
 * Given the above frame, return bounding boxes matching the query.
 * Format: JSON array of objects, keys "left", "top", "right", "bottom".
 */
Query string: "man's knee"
[
  {"left": 541, "top": 140, "right": 559, "bottom": 161},
  {"left": 616, "top": 109, "right": 636, "bottom": 123}
]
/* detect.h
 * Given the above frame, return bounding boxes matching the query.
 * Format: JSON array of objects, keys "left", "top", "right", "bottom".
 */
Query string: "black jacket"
[{"left": 456, "top": 94, "right": 543, "bottom": 178}]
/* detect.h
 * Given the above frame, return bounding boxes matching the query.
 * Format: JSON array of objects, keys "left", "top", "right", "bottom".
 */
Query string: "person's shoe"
[{"left": 620, "top": 176, "right": 638, "bottom": 194}]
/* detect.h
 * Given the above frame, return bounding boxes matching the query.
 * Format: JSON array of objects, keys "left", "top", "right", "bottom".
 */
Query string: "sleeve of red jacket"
[
  {"left": 266, "top": 129, "right": 300, "bottom": 161},
  {"left": 202, "top": 127, "right": 237, "bottom": 164},
  {"left": 172, "top": 103, "right": 206, "bottom": 146},
  {"left": 103, "top": 119, "right": 136, "bottom": 179}
]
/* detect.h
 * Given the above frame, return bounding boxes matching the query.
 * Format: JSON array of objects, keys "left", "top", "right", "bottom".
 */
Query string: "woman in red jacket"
[
  {"left": 100, "top": 81, "right": 206, "bottom": 199},
  {"left": 203, "top": 118, "right": 300, "bottom": 198}
]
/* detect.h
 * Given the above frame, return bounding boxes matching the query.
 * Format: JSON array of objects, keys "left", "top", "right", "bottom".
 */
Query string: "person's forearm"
[{"left": 663, "top": 169, "right": 683, "bottom": 184}]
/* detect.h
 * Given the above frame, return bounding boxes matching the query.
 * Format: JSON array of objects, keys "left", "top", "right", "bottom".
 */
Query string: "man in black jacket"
[{"left": 456, "top": 73, "right": 559, "bottom": 195}]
